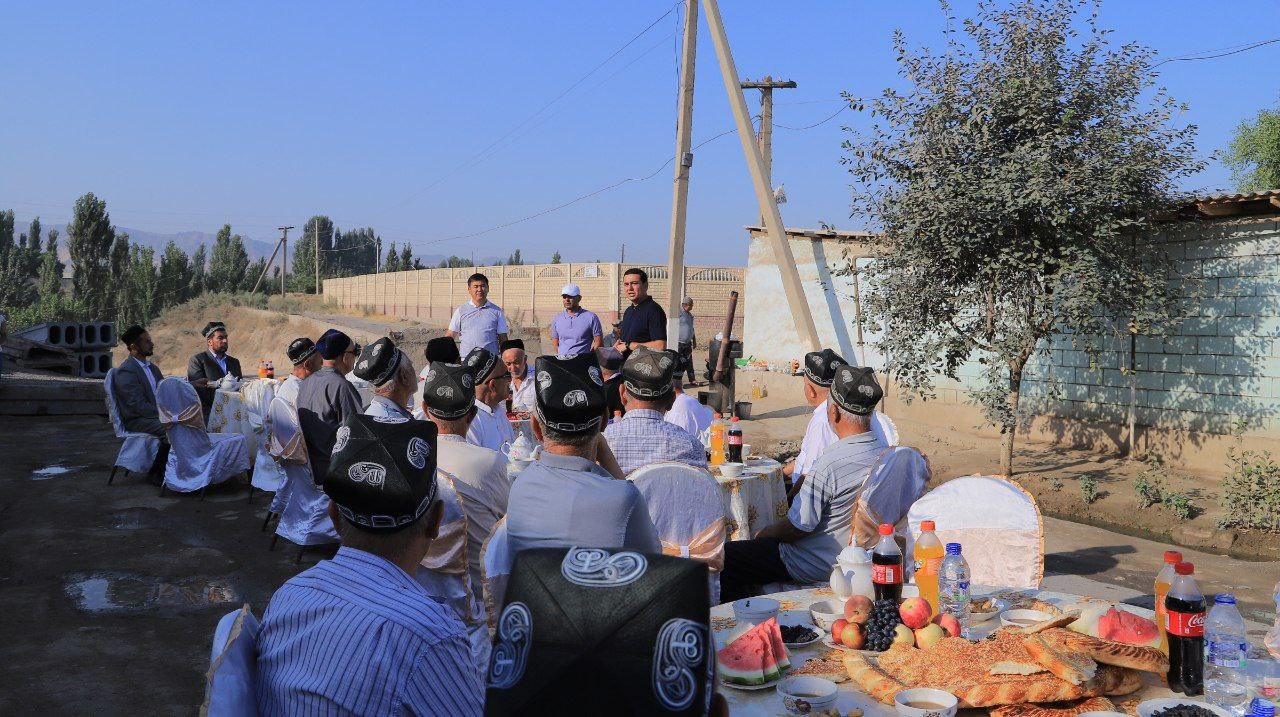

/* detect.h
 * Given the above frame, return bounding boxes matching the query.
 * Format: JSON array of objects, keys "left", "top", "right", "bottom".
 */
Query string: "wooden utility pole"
[
  {"left": 664, "top": 0, "right": 699, "bottom": 343},
  {"left": 701, "top": 0, "right": 820, "bottom": 350},
  {"left": 281, "top": 231, "right": 289, "bottom": 298},
  {"left": 741, "top": 76, "right": 796, "bottom": 224}
]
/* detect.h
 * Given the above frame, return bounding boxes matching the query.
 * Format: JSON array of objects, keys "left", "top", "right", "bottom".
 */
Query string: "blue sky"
[{"left": 2, "top": 1, "right": 1277, "bottom": 266}]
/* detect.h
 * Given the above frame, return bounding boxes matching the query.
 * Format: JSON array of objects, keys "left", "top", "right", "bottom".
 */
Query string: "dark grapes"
[{"left": 859, "top": 599, "right": 905, "bottom": 651}]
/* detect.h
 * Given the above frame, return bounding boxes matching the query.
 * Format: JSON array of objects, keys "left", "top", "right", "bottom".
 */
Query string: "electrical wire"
[
  {"left": 773, "top": 105, "right": 849, "bottom": 131},
  {"left": 1152, "top": 36, "right": 1280, "bottom": 67}
]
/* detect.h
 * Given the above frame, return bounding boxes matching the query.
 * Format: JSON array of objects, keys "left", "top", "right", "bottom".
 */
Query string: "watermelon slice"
[
  {"left": 717, "top": 631, "right": 769, "bottom": 685},
  {"left": 758, "top": 617, "right": 792, "bottom": 671},
  {"left": 1097, "top": 608, "right": 1160, "bottom": 647}
]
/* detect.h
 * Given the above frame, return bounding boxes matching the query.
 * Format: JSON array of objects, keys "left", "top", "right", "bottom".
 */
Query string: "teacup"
[
  {"left": 894, "top": 688, "right": 958, "bottom": 717},
  {"left": 778, "top": 676, "right": 837, "bottom": 715},
  {"left": 732, "top": 597, "right": 779, "bottom": 628},
  {"left": 720, "top": 462, "right": 745, "bottom": 478}
]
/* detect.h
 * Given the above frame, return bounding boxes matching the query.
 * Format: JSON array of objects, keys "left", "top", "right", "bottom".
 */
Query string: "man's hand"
[
  {"left": 191, "top": 378, "right": 210, "bottom": 388},
  {"left": 754, "top": 516, "right": 809, "bottom": 543},
  {"left": 613, "top": 339, "right": 628, "bottom": 353}
]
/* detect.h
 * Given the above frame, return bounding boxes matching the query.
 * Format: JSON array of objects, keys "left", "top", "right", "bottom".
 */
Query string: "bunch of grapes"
[{"left": 863, "top": 599, "right": 903, "bottom": 652}]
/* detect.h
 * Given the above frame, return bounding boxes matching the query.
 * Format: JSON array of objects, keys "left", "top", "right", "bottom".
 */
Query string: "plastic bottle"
[
  {"left": 751, "top": 378, "right": 761, "bottom": 400},
  {"left": 871, "top": 524, "right": 903, "bottom": 602},
  {"left": 709, "top": 413, "right": 726, "bottom": 466},
  {"left": 727, "top": 417, "right": 744, "bottom": 463},
  {"left": 1248, "top": 698, "right": 1276, "bottom": 717},
  {"left": 1265, "top": 580, "right": 1280, "bottom": 660},
  {"left": 913, "top": 521, "right": 945, "bottom": 618},
  {"left": 1205, "top": 593, "right": 1249, "bottom": 713},
  {"left": 938, "top": 542, "right": 971, "bottom": 638},
  {"left": 1167, "top": 561, "right": 1207, "bottom": 696},
  {"left": 1156, "top": 550, "right": 1184, "bottom": 654},
  {"left": 265, "top": 360, "right": 275, "bottom": 379}
]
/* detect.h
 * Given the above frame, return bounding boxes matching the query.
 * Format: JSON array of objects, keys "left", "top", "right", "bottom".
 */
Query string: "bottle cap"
[
  {"left": 1164, "top": 550, "right": 1183, "bottom": 564},
  {"left": 1174, "top": 561, "right": 1194, "bottom": 575},
  {"left": 713, "top": 412, "right": 721, "bottom": 419},
  {"left": 921, "top": 520, "right": 936, "bottom": 532},
  {"left": 1250, "top": 698, "right": 1275, "bottom": 717},
  {"left": 878, "top": 524, "right": 893, "bottom": 536},
  {"left": 731, "top": 416, "right": 740, "bottom": 423},
  {"left": 1214, "top": 593, "right": 1237, "bottom": 605},
  {"left": 945, "top": 543, "right": 962, "bottom": 555}
]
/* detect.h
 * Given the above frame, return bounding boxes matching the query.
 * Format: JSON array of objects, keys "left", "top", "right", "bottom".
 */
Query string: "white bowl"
[
  {"left": 778, "top": 676, "right": 838, "bottom": 715},
  {"left": 808, "top": 600, "right": 843, "bottom": 631},
  {"left": 894, "top": 688, "right": 959, "bottom": 717},
  {"left": 720, "top": 462, "right": 745, "bottom": 478},
  {"left": 969, "top": 598, "right": 1010, "bottom": 623},
  {"left": 1000, "top": 608, "right": 1053, "bottom": 629},
  {"left": 1137, "top": 698, "right": 1234, "bottom": 717},
  {"left": 733, "top": 597, "right": 779, "bottom": 626}
]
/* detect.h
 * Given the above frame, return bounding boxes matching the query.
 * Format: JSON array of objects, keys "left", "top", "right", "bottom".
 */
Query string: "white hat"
[{"left": 560, "top": 283, "right": 582, "bottom": 297}]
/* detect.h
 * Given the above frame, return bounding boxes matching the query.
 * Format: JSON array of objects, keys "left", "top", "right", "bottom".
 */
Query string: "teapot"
[
  {"left": 828, "top": 545, "right": 875, "bottom": 601},
  {"left": 502, "top": 434, "right": 542, "bottom": 463}
]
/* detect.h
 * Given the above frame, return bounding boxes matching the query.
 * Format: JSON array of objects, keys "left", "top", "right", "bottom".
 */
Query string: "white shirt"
[
  {"left": 448, "top": 300, "right": 509, "bottom": 357},
  {"left": 508, "top": 364, "right": 536, "bottom": 413},
  {"left": 664, "top": 391, "right": 713, "bottom": 439},
  {"left": 276, "top": 375, "right": 302, "bottom": 406},
  {"left": 133, "top": 356, "right": 159, "bottom": 396},
  {"left": 466, "top": 399, "right": 514, "bottom": 454},
  {"left": 793, "top": 399, "right": 838, "bottom": 479}
]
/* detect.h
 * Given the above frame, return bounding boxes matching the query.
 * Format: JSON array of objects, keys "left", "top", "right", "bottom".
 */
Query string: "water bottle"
[
  {"left": 1266, "top": 581, "right": 1280, "bottom": 660},
  {"left": 1247, "top": 698, "right": 1276, "bottom": 717},
  {"left": 1206, "top": 593, "right": 1249, "bottom": 713},
  {"left": 938, "top": 542, "right": 971, "bottom": 637}
]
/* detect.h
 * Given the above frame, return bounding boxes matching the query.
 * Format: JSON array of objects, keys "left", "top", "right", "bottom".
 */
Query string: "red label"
[
  {"left": 872, "top": 563, "right": 902, "bottom": 585},
  {"left": 728, "top": 435, "right": 743, "bottom": 445},
  {"left": 1167, "top": 610, "right": 1205, "bottom": 637}
]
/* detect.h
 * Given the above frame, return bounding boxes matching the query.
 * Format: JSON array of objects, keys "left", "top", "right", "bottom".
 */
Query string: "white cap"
[{"left": 560, "top": 283, "right": 582, "bottom": 297}]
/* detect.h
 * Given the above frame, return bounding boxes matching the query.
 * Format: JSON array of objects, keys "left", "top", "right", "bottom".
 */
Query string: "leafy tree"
[
  {"left": 108, "top": 232, "right": 131, "bottom": 322},
  {"left": 412, "top": 258, "right": 425, "bottom": 270},
  {"left": 437, "top": 255, "right": 473, "bottom": 268},
  {"left": 842, "top": 0, "right": 1203, "bottom": 475},
  {"left": 26, "top": 217, "right": 41, "bottom": 253},
  {"left": 507, "top": 249, "right": 523, "bottom": 266},
  {"left": 38, "top": 230, "right": 63, "bottom": 299},
  {"left": 400, "top": 244, "right": 413, "bottom": 270},
  {"left": 66, "top": 193, "right": 118, "bottom": 320},
  {"left": 156, "top": 240, "right": 191, "bottom": 310},
  {"left": 189, "top": 244, "right": 208, "bottom": 297},
  {"left": 0, "top": 247, "right": 34, "bottom": 310},
  {"left": 242, "top": 257, "right": 269, "bottom": 293},
  {"left": 0, "top": 210, "right": 13, "bottom": 252},
  {"left": 291, "top": 215, "right": 334, "bottom": 293},
  {"left": 208, "top": 224, "right": 250, "bottom": 293},
  {"left": 550, "top": 251, "right": 562, "bottom": 264},
  {"left": 384, "top": 242, "right": 402, "bottom": 272},
  {"left": 1225, "top": 103, "right": 1280, "bottom": 191},
  {"left": 119, "top": 245, "right": 159, "bottom": 328}
]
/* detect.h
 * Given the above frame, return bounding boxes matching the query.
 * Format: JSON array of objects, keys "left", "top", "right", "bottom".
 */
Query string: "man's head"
[
  {"left": 531, "top": 353, "right": 605, "bottom": 454},
  {"left": 467, "top": 273, "right": 490, "bottom": 305},
  {"left": 121, "top": 325, "right": 153, "bottom": 359},
  {"left": 561, "top": 283, "right": 583, "bottom": 312},
  {"left": 202, "top": 322, "right": 228, "bottom": 355},
  {"left": 356, "top": 338, "right": 417, "bottom": 406},
  {"left": 324, "top": 414, "right": 444, "bottom": 565},
  {"left": 420, "top": 362, "right": 478, "bottom": 435},
  {"left": 682, "top": 296, "right": 694, "bottom": 313},
  {"left": 424, "top": 336, "right": 461, "bottom": 366},
  {"left": 622, "top": 268, "right": 649, "bottom": 304},
  {"left": 502, "top": 346, "right": 527, "bottom": 381},
  {"left": 826, "top": 364, "right": 883, "bottom": 438},
  {"left": 801, "top": 348, "right": 847, "bottom": 407},
  {"left": 595, "top": 347, "right": 624, "bottom": 380},
  {"left": 317, "top": 329, "right": 360, "bottom": 375},
  {"left": 620, "top": 348, "right": 679, "bottom": 412},
  {"left": 465, "top": 347, "right": 510, "bottom": 408},
  {"left": 287, "top": 337, "right": 319, "bottom": 376}
]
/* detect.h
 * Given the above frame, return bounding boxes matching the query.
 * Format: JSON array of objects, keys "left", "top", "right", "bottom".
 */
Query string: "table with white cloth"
[
  {"left": 711, "top": 585, "right": 1176, "bottom": 717},
  {"left": 712, "top": 457, "right": 789, "bottom": 541},
  {"left": 206, "top": 380, "right": 277, "bottom": 457}
]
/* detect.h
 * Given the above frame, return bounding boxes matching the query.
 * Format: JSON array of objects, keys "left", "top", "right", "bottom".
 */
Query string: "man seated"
[
  {"left": 719, "top": 366, "right": 886, "bottom": 602},
  {"left": 664, "top": 375, "right": 713, "bottom": 438},
  {"left": 112, "top": 325, "right": 170, "bottom": 484},
  {"left": 603, "top": 348, "right": 707, "bottom": 475},
  {"left": 596, "top": 347, "right": 626, "bottom": 421},
  {"left": 506, "top": 353, "right": 658, "bottom": 553},
  {"left": 413, "top": 336, "right": 463, "bottom": 420},
  {"left": 276, "top": 337, "right": 320, "bottom": 405},
  {"left": 501, "top": 340, "right": 535, "bottom": 413},
  {"left": 462, "top": 347, "right": 514, "bottom": 452},
  {"left": 296, "top": 329, "right": 362, "bottom": 482},
  {"left": 187, "top": 321, "right": 243, "bottom": 420},
  {"left": 783, "top": 348, "right": 846, "bottom": 494},
  {"left": 354, "top": 338, "right": 418, "bottom": 422},
  {"left": 255, "top": 414, "right": 482, "bottom": 715}
]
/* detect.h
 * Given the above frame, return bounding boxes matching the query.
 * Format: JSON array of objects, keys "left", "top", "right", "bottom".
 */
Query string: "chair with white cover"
[
  {"left": 872, "top": 410, "right": 900, "bottom": 447},
  {"left": 157, "top": 378, "right": 250, "bottom": 494},
  {"left": 480, "top": 518, "right": 514, "bottom": 629},
  {"left": 103, "top": 367, "right": 161, "bottom": 484},
  {"left": 202, "top": 604, "right": 259, "bottom": 717},
  {"left": 906, "top": 475, "right": 1044, "bottom": 589},
  {"left": 628, "top": 462, "right": 726, "bottom": 604},
  {"left": 850, "top": 446, "right": 931, "bottom": 550},
  {"left": 243, "top": 380, "right": 286, "bottom": 495},
  {"left": 416, "top": 471, "right": 488, "bottom": 670},
  {"left": 267, "top": 396, "right": 338, "bottom": 558}
]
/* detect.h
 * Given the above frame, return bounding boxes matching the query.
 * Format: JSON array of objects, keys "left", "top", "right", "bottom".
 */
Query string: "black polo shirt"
[{"left": 619, "top": 295, "right": 667, "bottom": 347}]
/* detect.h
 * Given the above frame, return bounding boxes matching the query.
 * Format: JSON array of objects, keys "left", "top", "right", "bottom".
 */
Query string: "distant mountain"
[{"left": 46, "top": 223, "right": 276, "bottom": 263}]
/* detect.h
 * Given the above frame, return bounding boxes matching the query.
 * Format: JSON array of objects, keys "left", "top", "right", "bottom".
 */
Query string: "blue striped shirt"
[
  {"left": 255, "top": 546, "right": 484, "bottom": 716},
  {"left": 603, "top": 408, "right": 708, "bottom": 475}
]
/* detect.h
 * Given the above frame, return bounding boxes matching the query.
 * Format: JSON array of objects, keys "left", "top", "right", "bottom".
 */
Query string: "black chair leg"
[
  {"left": 199, "top": 484, "right": 209, "bottom": 501},
  {"left": 260, "top": 510, "right": 276, "bottom": 532},
  {"left": 158, "top": 482, "right": 167, "bottom": 497},
  {"left": 108, "top": 466, "right": 118, "bottom": 485},
  {"left": 294, "top": 545, "right": 306, "bottom": 564},
  {"left": 269, "top": 534, "right": 279, "bottom": 551}
]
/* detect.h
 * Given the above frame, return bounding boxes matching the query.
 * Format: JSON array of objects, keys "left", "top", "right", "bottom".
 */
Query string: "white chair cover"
[
  {"left": 268, "top": 397, "right": 339, "bottom": 547},
  {"left": 480, "top": 518, "right": 514, "bottom": 629},
  {"left": 157, "top": 378, "right": 250, "bottom": 493},
  {"left": 629, "top": 462, "right": 726, "bottom": 604},
  {"left": 202, "top": 604, "right": 259, "bottom": 717},
  {"left": 872, "top": 411, "right": 899, "bottom": 447},
  {"left": 274, "top": 376, "right": 301, "bottom": 406},
  {"left": 103, "top": 368, "right": 161, "bottom": 474},
  {"left": 416, "top": 472, "right": 490, "bottom": 672},
  {"left": 244, "top": 380, "right": 286, "bottom": 493},
  {"left": 850, "top": 446, "right": 931, "bottom": 549},
  {"left": 906, "top": 475, "right": 1044, "bottom": 589}
]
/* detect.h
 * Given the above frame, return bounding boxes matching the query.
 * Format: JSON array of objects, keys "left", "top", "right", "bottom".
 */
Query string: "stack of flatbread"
[{"left": 843, "top": 619, "right": 1168, "bottom": 717}]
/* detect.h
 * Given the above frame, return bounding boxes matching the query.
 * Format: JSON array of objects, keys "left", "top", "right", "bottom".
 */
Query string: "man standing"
[
  {"left": 614, "top": 268, "right": 666, "bottom": 355},
  {"left": 506, "top": 353, "right": 659, "bottom": 553},
  {"left": 296, "top": 329, "right": 363, "bottom": 482},
  {"left": 719, "top": 366, "right": 886, "bottom": 602},
  {"left": 276, "top": 337, "right": 320, "bottom": 405},
  {"left": 112, "top": 325, "right": 169, "bottom": 484},
  {"left": 501, "top": 340, "right": 536, "bottom": 413},
  {"left": 678, "top": 296, "right": 697, "bottom": 383},
  {"left": 549, "top": 283, "right": 603, "bottom": 357},
  {"left": 187, "top": 321, "right": 242, "bottom": 420},
  {"left": 784, "top": 348, "right": 846, "bottom": 493},
  {"left": 603, "top": 348, "right": 707, "bottom": 475},
  {"left": 596, "top": 346, "right": 626, "bottom": 421},
  {"left": 446, "top": 272, "right": 508, "bottom": 357},
  {"left": 462, "top": 347, "right": 514, "bottom": 452},
  {"left": 255, "top": 415, "right": 483, "bottom": 715},
  {"left": 354, "top": 338, "right": 418, "bottom": 422}
]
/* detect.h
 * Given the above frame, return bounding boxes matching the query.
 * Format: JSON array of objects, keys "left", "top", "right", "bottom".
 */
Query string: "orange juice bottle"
[
  {"left": 709, "top": 413, "right": 727, "bottom": 466},
  {"left": 1154, "top": 549, "right": 1182, "bottom": 654},
  {"left": 913, "top": 520, "right": 945, "bottom": 617}
]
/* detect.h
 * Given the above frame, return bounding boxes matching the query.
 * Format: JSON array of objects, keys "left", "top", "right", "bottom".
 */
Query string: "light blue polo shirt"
[
  {"left": 448, "top": 300, "right": 509, "bottom": 356},
  {"left": 550, "top": 308, "right": 603, "bottom": 357}
]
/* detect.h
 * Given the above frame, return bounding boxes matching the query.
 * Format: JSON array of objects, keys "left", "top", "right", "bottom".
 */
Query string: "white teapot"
[
  {"left": 828, "top": 545, "right": 875, "bottom": 601},
  {"left": 502, "top": 434, "right": 542, "bottom": 463}
]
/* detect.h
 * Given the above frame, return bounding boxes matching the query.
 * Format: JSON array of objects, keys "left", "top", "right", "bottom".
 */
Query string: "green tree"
[
  {"left": 437, "top": 255, "right": 473, "bottom": 268},
  {"left": 156, "top": 240, "right": 191, "bottom": 310},
  {"left": 0, "top": 210, "right": 13, "bottom": 253},
  {"left": 26, "top": 217, "right": 41, "bottom": 253},
  {"left": 550, "top": 251, "right": 562, "bottom": 264},
  {"left": 291, "top": 215, "right": 334, "bottom": 293},
  {"left": 189, "top": 244, "right": 208, "bottom": 297},
  {"left": 383, "top": 242, "right": 401, "bottom": 272},
  {"left": 208, "top": 224, "right": 250, "bottom": 292},
  {"left": 118, "top": 245, "right": 159, "bottom": 327},
  {"left": 0, "top": 247, "right": 34, "bottom": 309},
  {"left": 507, "top": 249, "right": 523, "bottom": 265},
  {"left": 37, "top": 230, "right": 63, "bottom": 299},
  {"left": 400, "top": 244, "right": 413, "bottom": 270},
  {"left": 108, "top": 233, "right": 131, "bottom": 322},
  {"left": 843, "top": 0, "right": 1203, "bottom": 475},
  {"left": 1225, "top": 103, "right": 1280, "bottom": 191},
  {"left": 242, "top": 257, "right": 269, "bottom": 293},
  {"left": 66, "top": 193, "right": 118, "bottom": 320}
]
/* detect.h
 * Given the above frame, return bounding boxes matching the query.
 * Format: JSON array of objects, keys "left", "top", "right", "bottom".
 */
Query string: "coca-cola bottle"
[
  {"left": 872, "top": 524, "right": 903, "bottom": 602},
  {"left": 1166, "top": 561, "right": 1206, "bottom": 695}
]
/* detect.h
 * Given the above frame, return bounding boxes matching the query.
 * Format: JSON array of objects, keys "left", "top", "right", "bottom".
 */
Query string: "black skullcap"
[
  {"left": 317, "top": 329, "right": 354, "bottom": 361},
  {"left": 596, "top": 346, "right": 624, "bottom": 373},
  {"left": 533, "top": 353, "right": 605, "bottom": 434},
  {"left": 421, "top": 363, "right": 475, "bottom": 420},
  {"left": 120, "top": 325, "right": 147, "bottom": 347},
  {"left": 485, "top": 547, "right": 713, "bottom": 715},
  {"left": 464, "top": 347, "right": 498, "bottom": 383},
  {"left": 324, "top": 414, "right": 438, "bottom": 532},
  {"left": 286, "top": 337, "right": 316, "bottom": 365},
  {"left": 622, "top": 347, "right": 677, "bottom": 399},
  {"left": 830, "top": 364, "right": 883, "bottom": 416},
  {"left": 425, "top": 336, "right": 461, "bottom": 365},
  {"left": 803, "top": 348, "right": 847, "bottom": 387},
  {"left": 354, "top": 338, "right": 406, "bottom": 387},
  {"left": 202, "top": 321, "right": 227, "bottom": 338},
  {"left": 500, "top": 339, "right": 525, "bottom": 353}
]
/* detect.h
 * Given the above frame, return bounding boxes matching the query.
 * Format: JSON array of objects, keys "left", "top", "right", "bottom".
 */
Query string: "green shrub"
[
  {"left": 1133, "top": 468, "right": 1165, "bottom": 508},
  {"left": 1081, "top": 476, "right": 1100, "bottom": 504},
  {"left": 1164, "top": 492, "right": 1194, "bottom": 520},
  {"left": 1218, "top": 445, "right": 1280, "bottom": 531}
]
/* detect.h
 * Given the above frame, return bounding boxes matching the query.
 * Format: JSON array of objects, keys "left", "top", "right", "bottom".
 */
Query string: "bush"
[
  {"left": 3, "top": 294, "right": 87, "bottom": 331},
  {"left": 1080, "top": 476, "right": 1100, "bottom": 504},
  {"left": 1218, "top": 445, "right": 1280, "bottom": 531},
  {"left": 1133, "top": 468, "right": 1165, "bottom": 508},
  {"left": 1164, "top": 492, "right": 1194, "bottom": 520}
]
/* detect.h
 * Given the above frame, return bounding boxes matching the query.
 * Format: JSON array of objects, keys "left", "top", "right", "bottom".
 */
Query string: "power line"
[
  {"left": 1152, "top": 36, "right": 1280, "bottom": 67},
  {"left": 773, "top": 105, "right": 848, "bottom": 131}
]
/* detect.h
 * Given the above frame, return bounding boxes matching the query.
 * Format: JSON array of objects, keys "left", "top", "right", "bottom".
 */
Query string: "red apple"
[
  {"left": 898, "top": 597, "right": 933, "bottom": 630},
  {"left": 841, "top": 622, "right": 866, "bottom": 650},
  {"left": 844, "top": 595, "right": 874, "bottom": 624},
  {"left": 914, "top": 623, "right": 946, "bottom": 649},
  {"left": 831, "top": 619, "right": 849, "bottom": 645},
  {"left": 932, "top": 613, "right": 961, "bottom": 638}
]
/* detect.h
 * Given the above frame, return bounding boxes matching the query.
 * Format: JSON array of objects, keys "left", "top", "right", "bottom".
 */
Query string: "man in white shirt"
[
  {"left": 784, "top": 348, "right": 846, "bottom": 495},
  {"left": 462, "top": 347, "right": 514, "bottom": 452},
  {"left": 446, "top": 273, "right": 508, "bottom": 356},
  {"left": 664, "top": 376, "right": 713, "bottom": 438},
  {"left": 277, "top": 337, "right": 321, "bottom": 406},
  {"left": 501, "top": 340, "right": 536, "bottom": 413}
]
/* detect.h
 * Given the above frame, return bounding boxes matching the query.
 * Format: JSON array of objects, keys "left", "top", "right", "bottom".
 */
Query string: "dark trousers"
[
  {"left": 720, "top": 537, "right": 794, "bottom": 603},
  {"left": 147, "top": 440, "right": 171, "bottom": 485},
  {"left": 678, "top": 342, "right": 697, "bottom": 382}
]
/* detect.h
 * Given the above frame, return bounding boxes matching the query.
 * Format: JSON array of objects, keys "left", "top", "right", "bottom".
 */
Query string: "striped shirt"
[
  {"left": 603, "top": 408, "right": 708, "bottom": 475},
  {"left": 255, "top": 546, "right": 484, "bottom": 716}
]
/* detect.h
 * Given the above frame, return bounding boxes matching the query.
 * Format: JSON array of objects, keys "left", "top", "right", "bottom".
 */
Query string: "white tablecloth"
[
  {"left": 713, "top": 457, "right": 788, "bottom": 541},
  {"left": 207, "top": 380, "right": 277, "bottom": 457}
]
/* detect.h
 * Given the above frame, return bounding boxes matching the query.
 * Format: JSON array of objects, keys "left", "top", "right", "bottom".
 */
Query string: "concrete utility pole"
[
  {"left": 701, "top": 0, "right": 820, "bottom": 350},
  {"left": 251, "top": 225, "right": 293, "bottom": 296},
  {"left": 664, "top": 0, "right": 699, "bottom": 344},
  {"left": 741, "top": 76, "right": 796, "bottom": 224},
  {"left": 278, "top": 226, "right": 293, "bottom": 298},
  {"left": 314, "top": 222, "right": 321, "bottom": 296}
]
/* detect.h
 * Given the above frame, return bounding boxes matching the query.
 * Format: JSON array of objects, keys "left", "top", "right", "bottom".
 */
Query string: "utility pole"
[
  {"left": 314, "top": 222, "right": 321, "bottom": 296},
  {"left": 375, "top": 236, "right": 381, "bottom": 275},
  {"left": 620, "top": 243, "right": 626, "bottom": 264},
  {"left": 252, "top": 225, "right": 293, "bottom": 295},
  {"left": 740, "top": 76, "right": 796, "bottom": 224},
  {"left": 278, "top": 226, "right": 293, "bottom": 298},
  {"left": 664, "top": 0, "right": 699, "bottom": 344}
]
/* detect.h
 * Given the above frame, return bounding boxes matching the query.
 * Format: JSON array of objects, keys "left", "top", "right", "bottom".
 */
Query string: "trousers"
[{"left": 720, "top": 537, "right": 795, "bottom": 603}]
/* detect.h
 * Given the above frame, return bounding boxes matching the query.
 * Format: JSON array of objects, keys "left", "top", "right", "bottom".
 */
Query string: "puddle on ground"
[
  {"left": 110, "top": 508, "right": 169, "bottom": 530},
  {"left": 31, "top": 464, "right": 88, "bottom": 480},
  {"left": 64, "top": 572, "right": 239, "bottom": 613}
]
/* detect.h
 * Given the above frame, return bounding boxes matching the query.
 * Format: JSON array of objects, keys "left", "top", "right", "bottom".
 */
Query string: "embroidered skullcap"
[
  {"left": 464, "top": 347, "right": 498, "bottom": 383},
  {"left": 316, "top": 329, "right": 354, "bottom": 361},
  {"left": 323, "top": 414, "right": 437, "bottom": 532},
  {"left": 500, "top": 339, "right": 525, "bottom": 353},
  {"left": 121, "top": 325, "right": 147, "bottom": 347},
  {"left": 829, "top": 364, "right": 883, "bottom": 416},
  {"left": 533, "top": 353, "right": 605, "bottom": 434},
  {"left": 424, "top": 336, "right": 461, "bottom": 366},
  {"left": 484, "top": 547, "right": 714, "bottom": 715},
  {"left": 421, "top": 363, "right": 474, "bottom": 420},
  {"left": 595, "top": 346, "right": 624, "bottom": 373},
  {"left": 621, "top": 347, "right": 677, "bottom": 399},
  {"left": 286, "top": 337, "right": 316, "bottom": 365},
  {"left": 353, "top": 338, "right": 405, "bottom": 387},
  {"left": 803, "top": 348, "right": 847, "bottom": 387},
  {"left": 202, "top": 321, "right": 227, "bottom": 338}
]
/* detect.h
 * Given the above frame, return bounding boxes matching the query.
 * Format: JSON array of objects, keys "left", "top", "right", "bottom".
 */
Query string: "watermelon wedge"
[
  {"left": 758, "top": 617, "right": 792, "bottom": 671},
  {"left": 1097, "top": 608, "right": 1159, "bottom": 647},
  {"left": 717, "top": 631, "right": 769, "bottom": 685}
]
